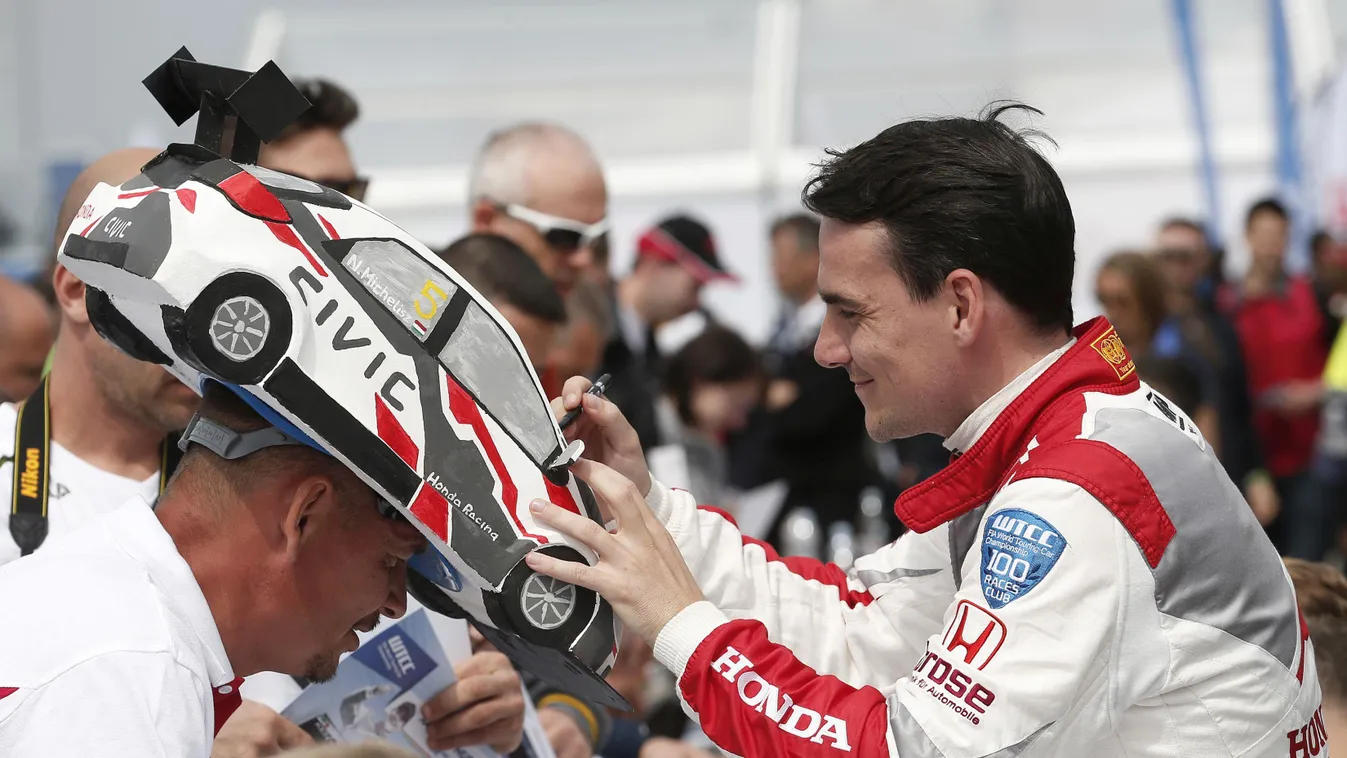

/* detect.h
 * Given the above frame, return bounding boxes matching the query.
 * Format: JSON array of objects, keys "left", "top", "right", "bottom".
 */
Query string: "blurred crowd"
[{"left": 6, "top": 74, "right": 1347, "bottom": 756}]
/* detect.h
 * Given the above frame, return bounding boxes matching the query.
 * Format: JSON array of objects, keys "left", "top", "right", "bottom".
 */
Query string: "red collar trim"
[
  {"left": 893, "top": 317, "right": 1140, "bottom": 532},
  {"left": 212, "top": 677, "right": 244, "bottom": 735}
]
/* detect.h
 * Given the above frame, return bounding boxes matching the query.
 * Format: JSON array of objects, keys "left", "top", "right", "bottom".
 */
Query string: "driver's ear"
[
  {"left": 947, "top": 269, "right": 983, "bottom": 347},
  {"left": 281, "top": 475, "right": 338, "bottom": 562}
]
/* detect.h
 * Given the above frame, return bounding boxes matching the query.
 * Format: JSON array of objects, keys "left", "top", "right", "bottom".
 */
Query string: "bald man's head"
[
  {"left": 45, "top": 146, "right": 200, "bottom": 432},
  {"left": 467, "top": 123, "right": 608, "bottom": 294},
  {"left": 53, "top": 147, "right": 161, "bottom": 251}
]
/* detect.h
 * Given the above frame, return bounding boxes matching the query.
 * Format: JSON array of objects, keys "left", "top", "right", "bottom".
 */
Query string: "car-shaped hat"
[{"left": 55, "top": 49, "right": 624, "bottom": 708}]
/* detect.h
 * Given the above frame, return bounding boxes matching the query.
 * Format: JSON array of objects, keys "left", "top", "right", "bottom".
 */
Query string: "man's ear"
[
  {"left": 470, "top": 198, "right": 500, "bottom": 233},
  {"left": 281, "top": 475, "right": 340, "bottom": 562},
  {"left": 51, "top": 264, "right": 89, "bottom": 326},
  {"left": 946, "top": 269, "right": 984, "bottom": 347}
]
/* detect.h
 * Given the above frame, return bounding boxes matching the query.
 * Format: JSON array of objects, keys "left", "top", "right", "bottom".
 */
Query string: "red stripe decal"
[
  {"left": 218, "top": 171, "right": 290, "bottom": 222},
  {"left": 0, "top": 687, "right": 16, "bottom": 701},
  {"left": 175, "top": 188, "right": 197, "bottom": 214},
  {"left": 410, "top": 483, "right": 450, "bottom": 542},
  {"left": 79, "top": 215, "right": 103, "bottom": 237},
  {"left": 318, "top": 214, "right": 340, "bottom": 239},
  {"left": 374, "top": 393, "right": 419, "bottom": 468},
  {"left": 265, "top": 221, "right": 328, "bottom": 277},
  {"left": 445, "top": 376, "right": 545, "bottom": 542},
  {"left": 544, "top": 477, "right": 581, "bottom": 516},
  {"left": 117, "top": 188, "right": 159, "bottom": 200}
]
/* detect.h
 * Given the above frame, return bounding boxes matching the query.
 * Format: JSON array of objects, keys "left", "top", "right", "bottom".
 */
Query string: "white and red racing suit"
[{"left": 647, "top": 317, "right": 1325, "bottom": 757}]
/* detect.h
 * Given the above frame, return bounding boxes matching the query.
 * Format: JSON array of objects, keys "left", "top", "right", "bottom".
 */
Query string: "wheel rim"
[
  {"left": 519, "top": 572, "right": 577, "bottom": 630},
  {"left": 210, "top": 296, "right": 270, "bottom": 362}
]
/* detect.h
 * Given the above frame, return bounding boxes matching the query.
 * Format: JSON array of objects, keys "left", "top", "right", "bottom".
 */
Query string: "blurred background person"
[
  {"left": 438, "top": 233, "right": 568, "bottom": 371},
  {"left": 546, "top": 279, "right": 614, "bottom": 394},
  {"left": 1153, "top": 218, "right": 1277, "bottom": 526},
  {"left": 728, "top": 213, "right": 878, "bottom": 549},
  {"left": 466, "top": 123, "right": 607, "bottom": 297},
  {"left": 650, "top": 324, "right": 764, "bottom": 506},
  {"left": 1312, "top": 228, "right": 1347, "bottom": 347},
  {"left": 257, "top": 79, "right": 367, "bottom": 201},
  {"left": 1096, "top": 251, "right": 1220, "bottom": 443},
  {"left": 0, "top": 275, "right": 54, "bottom": 403},
  {"left": 601, "top": 214, "right": 735, "bottom": 451},
  {"left": 1284, "top": 558, "right": 1347, "bottom": 746},
  {"left": 1219, "top": 198, "right": 1331, "bottom": 559}
]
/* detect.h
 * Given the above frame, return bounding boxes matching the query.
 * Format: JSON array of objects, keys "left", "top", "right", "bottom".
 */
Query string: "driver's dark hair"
[
  {"left": 803, "top": 102, "right": 1075, "bottom": 334},
  {"left": 274, "top": 78, "right": 360, "bottom": 143},
  {"left": 438, "top": 233, "right": 567, "bottom": 324}
]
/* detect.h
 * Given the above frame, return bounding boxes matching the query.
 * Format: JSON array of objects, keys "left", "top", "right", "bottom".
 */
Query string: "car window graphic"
[
  {"left": 340, "top": 240, "right": 460, "bottom": 341},
  {"left": 440, "top": 303, "right": 557, "bottom": 467}
]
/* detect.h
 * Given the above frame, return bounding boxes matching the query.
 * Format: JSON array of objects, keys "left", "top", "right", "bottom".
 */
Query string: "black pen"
[{"left": 558, "top": 373, "right": 612, "bottom": 430}]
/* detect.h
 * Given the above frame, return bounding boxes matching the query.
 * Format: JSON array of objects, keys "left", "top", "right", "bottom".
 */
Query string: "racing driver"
[{"left": 524, "top": 104, "right": 1328, "bottom": 757}]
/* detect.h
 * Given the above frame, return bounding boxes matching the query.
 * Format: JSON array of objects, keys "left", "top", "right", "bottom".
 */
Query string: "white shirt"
[
  {"left": 0, "top": 498, "right": 236, "bottom": 757},
  {"left": 0, "top": 402, "right": 161, "bottom": 566}
]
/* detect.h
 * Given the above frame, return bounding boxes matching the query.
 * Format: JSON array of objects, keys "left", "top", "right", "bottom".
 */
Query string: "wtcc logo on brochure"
[{"left": 980, "top": 508, "right": 1067, "bottom": 609}]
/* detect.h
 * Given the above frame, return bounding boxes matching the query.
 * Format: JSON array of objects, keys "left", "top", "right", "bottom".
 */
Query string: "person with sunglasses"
[
  {"left": 467, "top": 123, "right": 609, "bottom": 297},
  {"left": 258, "top": 78, "right": 370, "bottom": 203}
]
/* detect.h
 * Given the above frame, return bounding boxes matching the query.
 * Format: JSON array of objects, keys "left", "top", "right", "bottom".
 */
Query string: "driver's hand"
[{"left": 551, "top": 376, "right": 651, "bottom": 499}]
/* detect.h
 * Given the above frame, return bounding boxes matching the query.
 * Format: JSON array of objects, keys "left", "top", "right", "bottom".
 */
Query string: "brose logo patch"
[{"left": 980, "top": 508, "right": 1067, "bottom": 609}]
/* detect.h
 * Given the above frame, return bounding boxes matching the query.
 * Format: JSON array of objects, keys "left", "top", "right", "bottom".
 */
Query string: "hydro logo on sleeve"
[{"left": 980, "top": 508, "right": 1067, "bottom": 609}]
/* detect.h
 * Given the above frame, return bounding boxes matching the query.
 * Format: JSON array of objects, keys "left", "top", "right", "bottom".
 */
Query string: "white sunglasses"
[{"left": 498, "top": 203, "right": 609, "bottom": 251}]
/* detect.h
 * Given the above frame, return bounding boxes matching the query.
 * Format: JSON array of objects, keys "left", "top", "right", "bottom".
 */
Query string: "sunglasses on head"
[{"left": 497, "top": 202, "right": 609, "bottom": 252}]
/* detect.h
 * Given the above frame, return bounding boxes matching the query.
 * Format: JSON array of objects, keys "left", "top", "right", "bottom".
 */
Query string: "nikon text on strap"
[{"left": 10, "top": 376, "right": 184, "bottom": 556}]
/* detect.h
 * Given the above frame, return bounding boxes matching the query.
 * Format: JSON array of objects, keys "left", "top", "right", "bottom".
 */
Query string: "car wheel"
[
  {"left": 493, "top": 546, "right": 598, "bottom": 648},
  {"left": 172, "top": 272, "right": 292, "bottom": 385}
]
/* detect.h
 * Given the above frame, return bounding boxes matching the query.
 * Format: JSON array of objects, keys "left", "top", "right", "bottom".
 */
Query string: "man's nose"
[
  {"left": 381, "top": 559, "right": 410, "bottom": 620},
  {"left": 814, "top": 316, "right": 848, "bottom": 369},
  {"left": 569, "top": 244, "right": 594, "bottom": 271}
]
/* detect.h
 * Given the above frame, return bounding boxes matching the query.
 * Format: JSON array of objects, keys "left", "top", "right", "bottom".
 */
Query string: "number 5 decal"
[{"left": 415, "top": 280, "right": 448, "bottom": 319}]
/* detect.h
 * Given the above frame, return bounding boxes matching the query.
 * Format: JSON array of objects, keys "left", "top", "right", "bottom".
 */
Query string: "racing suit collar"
[
  {"left": 942, "top": 338, "right": 1075, "bottom": 456},
  {"left": 894, "top": 316, "right": 1141, "bottom": 533}
]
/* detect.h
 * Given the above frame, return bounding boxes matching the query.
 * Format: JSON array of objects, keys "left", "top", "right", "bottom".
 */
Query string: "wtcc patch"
[{"left": 980, "top": 508, "right": 1067, "bottom": 609}]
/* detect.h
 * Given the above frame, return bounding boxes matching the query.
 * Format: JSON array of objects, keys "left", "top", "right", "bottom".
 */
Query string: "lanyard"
[{"left": 9, "top": 376, "right": 183, "bottom": 556}]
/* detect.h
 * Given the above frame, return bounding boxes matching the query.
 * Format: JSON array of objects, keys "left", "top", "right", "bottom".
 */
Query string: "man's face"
[
  {"left": 494, "top": 301, "right": 559, "bottom": 373},
  {"left": 1247, "top": 210, "right": 1289, "bottom": 274},
  {"left": 1155, "top": 224, "right": 1209, "bottom": 294},
  {"left": 478, "top": 152, "right": 607, "bottom": 295},
  {"left": 1095, "top": 267, "right": 1146, "bottom": 349},
  {"left": 770, "top": 230, "right": 818, "bottom": 302},
  {"left": 549, "top": 319, "right": 605, "bottom": 382},
  {"left": 89, "top": 338, "right": 201, "bottom": 432},
  {"left": 259, "top": 128, "right": 358, "bottom": 189},
  {"left": 640, "top": 260, "right": 702, "bottom": 325},
  {"left": 285, "top": 486, "right": 426, "bottom": 682},
  {"left": 813, "top": 220, "right": 961, "bottom": 441},
  {"left": 689, "top": 378, "right": 762, "bottom": 437}
]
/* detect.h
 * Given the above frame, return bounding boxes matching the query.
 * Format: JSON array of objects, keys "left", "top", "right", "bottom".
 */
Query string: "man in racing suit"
[{"left": 525, "top": 103, "right": 1326, "bottom": 756}]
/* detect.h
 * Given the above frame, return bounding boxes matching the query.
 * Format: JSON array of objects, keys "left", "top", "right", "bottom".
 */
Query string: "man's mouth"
[{"left": 354, "top": 614, "right": 380, "bottom": 634}]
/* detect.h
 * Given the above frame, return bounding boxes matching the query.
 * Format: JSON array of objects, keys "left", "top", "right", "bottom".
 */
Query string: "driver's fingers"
[
  {"left": 570, "top": 458, "right": 648, "bottom": 528},
  {"left": 560, "top": 376, "right": 595, "bottom": 409}
]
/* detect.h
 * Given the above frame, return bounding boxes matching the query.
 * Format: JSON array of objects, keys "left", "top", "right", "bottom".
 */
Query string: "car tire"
[
  {"left": 492, "top": 546, "right": 598, "bottom": 648},
  {"left": 171, "top": 272, "right": 292, "bottom": 385}
]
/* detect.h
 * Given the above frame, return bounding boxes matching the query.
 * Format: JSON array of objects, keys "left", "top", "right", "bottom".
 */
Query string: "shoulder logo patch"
[
  {"left": 980, "top": 508, "right": 1067, "bottom": 609},
  {"left": 1091, "top": 327, "right": 1136, "bottom": 380}
]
